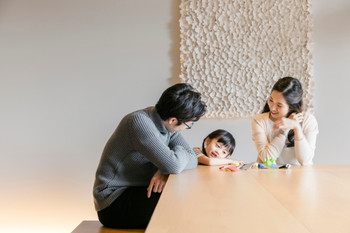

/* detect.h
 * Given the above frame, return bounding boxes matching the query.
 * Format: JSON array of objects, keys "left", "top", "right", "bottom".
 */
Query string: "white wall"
[
  {"left": 0, "top": 0, "right": 349, "bottom": 232},
  {"left": 313, "top": 0, "right": 350, "bottom": 164}
]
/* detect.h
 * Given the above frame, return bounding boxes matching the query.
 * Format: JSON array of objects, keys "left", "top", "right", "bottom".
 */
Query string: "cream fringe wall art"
[{"left": 179, "top": 0, "right": 314, "bottom": 118}]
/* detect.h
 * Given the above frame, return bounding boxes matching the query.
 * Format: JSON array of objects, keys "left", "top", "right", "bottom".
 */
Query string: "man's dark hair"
[{"left": 155, "top": 83, "right": 207, "bottom": 125}]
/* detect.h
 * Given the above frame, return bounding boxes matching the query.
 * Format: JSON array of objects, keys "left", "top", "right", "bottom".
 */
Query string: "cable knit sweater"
[
  {"left": 251, "top": 112, "right": 318, "bottom": 166},
  {"left": 93, "top": 107, "right": 198, "bottom": 211}
]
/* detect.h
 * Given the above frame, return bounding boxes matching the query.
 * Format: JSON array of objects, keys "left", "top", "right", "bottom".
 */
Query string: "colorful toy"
[
  {"left": 231, "top": 161, "right": 242, "bottom": 167},
  {"left": 258, "top": 163, "right": 268, "bottom": 169},
  {"left": 233, "top": 160, "right": 283, "bottom": 171},
  {"left": 240, "top": 162, "right": 256, "bottom": 170},
  {"left": 219, "top": 165, "right": 240, "bottom": 172},
  {"left": 279, "top": 164, "right": 291, "bottom": 169},
  {"left": 264, "top": 158, "right": 278, "bottom": 168}
]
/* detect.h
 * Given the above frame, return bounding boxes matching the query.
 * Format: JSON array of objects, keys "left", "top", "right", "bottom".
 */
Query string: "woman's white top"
[{"left": 251, "top": 112, "right": 319, "bottom": 166}]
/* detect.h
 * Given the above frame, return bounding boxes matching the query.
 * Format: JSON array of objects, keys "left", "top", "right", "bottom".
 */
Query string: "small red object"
[
  {"left": 226, "top": 166, "right": 239, "bottom": 172},
  {"left": 219, "top": 165, "right": 239, "bottom": 172}
]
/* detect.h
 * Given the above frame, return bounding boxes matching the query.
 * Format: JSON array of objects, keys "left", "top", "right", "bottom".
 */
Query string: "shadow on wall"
[
  {"left": 168, "top": 0, "right": 182, "bottom": 85},
  {"left": 316, "top": 6, "right": 350, "bottom": 44}
]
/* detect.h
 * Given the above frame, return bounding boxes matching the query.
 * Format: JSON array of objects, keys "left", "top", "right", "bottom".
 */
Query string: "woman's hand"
[
  {"left": 289, "top": 112, "right": 304, "bottom": 124},
  {"left": 273, "top": 113, "right": 303, "bottom": 131},
  {"left": 147, "top": 169, "right": 169, "bottom": 198}
]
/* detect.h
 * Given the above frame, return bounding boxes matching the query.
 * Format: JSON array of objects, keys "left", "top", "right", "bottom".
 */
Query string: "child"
[{"left": 193, "top": 129, "right": 242, "bottom": 166}]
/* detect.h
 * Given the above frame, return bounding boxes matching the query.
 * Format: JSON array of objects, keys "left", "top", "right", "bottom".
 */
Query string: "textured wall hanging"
[{"left": 179, "top": 0, "right": 313, "bottom": 118}]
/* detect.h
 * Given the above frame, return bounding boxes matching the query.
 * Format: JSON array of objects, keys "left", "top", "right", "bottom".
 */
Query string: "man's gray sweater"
[{"left": 93, "top": 107, "right": 197, "bottom": 211}]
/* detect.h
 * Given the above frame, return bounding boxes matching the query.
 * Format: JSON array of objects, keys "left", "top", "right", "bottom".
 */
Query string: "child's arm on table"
[{"left": 198, "top": 155, "right": 242, "bottom": 166}]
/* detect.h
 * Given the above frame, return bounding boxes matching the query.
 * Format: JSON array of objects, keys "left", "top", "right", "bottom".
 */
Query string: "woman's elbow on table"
[
  {"left": 296, "top": 152, "right": 314, "bottom": 166},
  {"left": 298, "top": 157, "right": 314, "bottom": 166}
]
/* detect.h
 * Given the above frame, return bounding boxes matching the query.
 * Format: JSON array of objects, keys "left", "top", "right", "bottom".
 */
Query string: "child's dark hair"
[
  {"left": 262, "top": 77, "right": 303, "bottom": 147},
  {"left": 201, "top": 129, "right": 236, "bottom": 157}
]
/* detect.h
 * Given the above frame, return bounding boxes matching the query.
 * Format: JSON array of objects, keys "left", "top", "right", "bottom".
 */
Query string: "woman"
[{"left": 251, "top": 77, "right": 318, "bottom": 166}]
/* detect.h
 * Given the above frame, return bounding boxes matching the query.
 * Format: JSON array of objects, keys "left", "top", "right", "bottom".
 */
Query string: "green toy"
[{"left": 264, "top": 158, "right": 277, "bottom": 168}]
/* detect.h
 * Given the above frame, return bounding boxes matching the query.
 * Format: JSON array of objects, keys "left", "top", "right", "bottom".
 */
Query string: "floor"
[{"left": 1, "top": 179, "right": 97, "bottom": 233}]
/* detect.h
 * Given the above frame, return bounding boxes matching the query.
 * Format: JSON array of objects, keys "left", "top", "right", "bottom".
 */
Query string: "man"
[{"left": 93, "top": 83, "right": 207, "bottom": 229}]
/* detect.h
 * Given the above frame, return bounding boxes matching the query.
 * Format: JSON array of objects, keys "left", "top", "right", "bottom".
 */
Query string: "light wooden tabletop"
[{"left": 145, "top": 165, "right": 350, "bottom": 233}]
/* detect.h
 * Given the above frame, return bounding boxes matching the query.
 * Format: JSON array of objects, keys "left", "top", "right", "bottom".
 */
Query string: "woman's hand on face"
[
  {"left": 147, "top": 170, "right": 169, "bottom": 198},
  {"left": 289, "top": 112, "right": 304, "bottom": 124},
  {"left": 273, "top": 113, "right": 303, "bottom": 131}
]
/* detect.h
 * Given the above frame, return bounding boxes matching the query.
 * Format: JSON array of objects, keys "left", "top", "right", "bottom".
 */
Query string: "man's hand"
[{"left": 147, "top": 169, "right": 169, "bottom": 198}]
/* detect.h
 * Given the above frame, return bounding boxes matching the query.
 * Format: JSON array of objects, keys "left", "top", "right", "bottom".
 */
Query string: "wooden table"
[{"left": 145, "top": 165, "right": 350, "bottom": 233}]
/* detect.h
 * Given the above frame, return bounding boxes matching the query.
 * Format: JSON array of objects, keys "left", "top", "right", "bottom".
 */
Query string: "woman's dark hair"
[
  {"left": 201, "top": 129, "right": 236, "bottom": 157},
  {"left": 155, "top": 83, "right": 207, "bottom": 124},
  {"left": 262, "top": 77, "right": 303, "bottom": 147}
]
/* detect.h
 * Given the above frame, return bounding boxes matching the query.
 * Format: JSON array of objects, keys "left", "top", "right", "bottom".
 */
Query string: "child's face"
[{"left": 205, "top": 138, "right": 230, "bottom": 159}]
